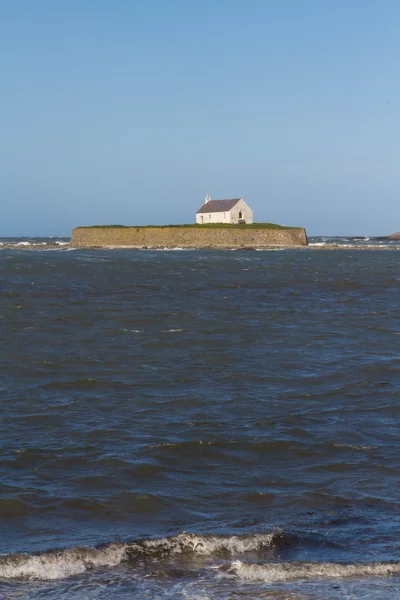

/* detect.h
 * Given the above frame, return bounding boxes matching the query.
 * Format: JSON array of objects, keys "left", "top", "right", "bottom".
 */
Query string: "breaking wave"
[
  {"left": 3, "top": 531, "right": 399, "bottom": 585},
  {"left": 223, "top": 559, "right": 400, "bottom": 583},
  {"left": 0, "top": 543, "right": 127, "bottom": 580},
  {"left": 0, "top": 531, "right": 286, "bottom": 580}
]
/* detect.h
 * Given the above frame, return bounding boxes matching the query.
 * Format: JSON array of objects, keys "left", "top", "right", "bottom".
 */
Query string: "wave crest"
[
  {"left": 0, "top": 543, "right": 127, "bottom": 580},
  {"left": 0, "top": 530, "right": 285, "bottom": 580},
  {"left": 223, "top": 559, "right": 400, "bottom": 582},
  {"left": 127, "top": 531, "right": 285, "bottom": 559}
]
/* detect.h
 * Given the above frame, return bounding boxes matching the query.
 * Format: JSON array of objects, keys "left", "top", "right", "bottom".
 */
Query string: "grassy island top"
[{"left": 76, "top": 222, "right": 302, "bottom": 230}]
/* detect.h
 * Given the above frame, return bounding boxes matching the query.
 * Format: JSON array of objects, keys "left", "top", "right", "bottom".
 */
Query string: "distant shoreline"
[
  {"left": 1, "top": 243, "right": 399, "bottom": 251},
  {"left": 1, "top": 230, "right": 399, "bottom": 251}
]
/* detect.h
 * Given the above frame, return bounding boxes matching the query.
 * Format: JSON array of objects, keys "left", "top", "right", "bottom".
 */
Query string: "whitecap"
[
  {"left": 0, "top": 543, "right": 128, "bottom": 580},
  {"left": 223, "top": 559, "right": 400, "bottom": 583},
  {"left": 0, "top": 531, "right": 283, "bottom": 580},
  {"left": 334, "top": 442, "right": 377, "bottom": 451}
]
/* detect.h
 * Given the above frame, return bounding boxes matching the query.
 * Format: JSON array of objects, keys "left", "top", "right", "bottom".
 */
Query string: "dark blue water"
[{"left": 1, "top": 245, "right": 399, "bottom": 599}]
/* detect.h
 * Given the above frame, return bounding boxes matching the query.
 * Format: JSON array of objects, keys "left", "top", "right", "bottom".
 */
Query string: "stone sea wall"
[{"left": 71, "top": 226, "right": 308, "bottom": 249}]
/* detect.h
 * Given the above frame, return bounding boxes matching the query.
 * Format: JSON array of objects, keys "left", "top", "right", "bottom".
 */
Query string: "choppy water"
[
  {"left": 309, "top": 235, "right": 400, "bottom": 250},
  {"left": 1, "top": 241, "right": 399, "bottom": 599},
  {"left": 0, "top": 237, "right": 70, "bottom": 249}
]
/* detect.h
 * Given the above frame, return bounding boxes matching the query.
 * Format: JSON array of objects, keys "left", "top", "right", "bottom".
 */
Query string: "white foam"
[
  {"left": 309, "top": 243, "right": 396, "bottom": 250},
  {"left": 156, "top": 247, "right": 189, "bottom": 251},
  {"left": 0, "top": 543, "right": 128, "bottom": 580},
  {"left": 334, "top": 442, "right": 377, "bottom": 451},
  {"left": 0, "top": 532, "right": 281, "bottom": 580},
  {"left": 162, "top": 328, "right": 184, "bottom": 333},
  {"left": 129, "top": 531, "right": 279, "bottom": 557},
  {"left": 254, "top": 248, "right": 285, "bottom": 251},
  {"left": 223, "top": 560, "right": 400, "bottom": 583}
]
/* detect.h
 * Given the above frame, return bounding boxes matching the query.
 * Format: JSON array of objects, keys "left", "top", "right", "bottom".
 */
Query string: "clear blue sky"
[{"left": 1, "top": 0, "right": 400, "bottom": 236}]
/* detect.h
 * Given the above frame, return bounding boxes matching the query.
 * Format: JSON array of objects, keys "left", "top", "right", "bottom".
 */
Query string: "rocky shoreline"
[
  {"left": 309, "top": 243, "right": 400, "bottom": 250},
  {"left": 1, "top": 239, "right": 399, "bottom": 251},
  {"left": 2, "top": 243, "right": 400, "bottom": 251},
  {"left": 70, "top": 225, "right": 308, "bottom": 249}
]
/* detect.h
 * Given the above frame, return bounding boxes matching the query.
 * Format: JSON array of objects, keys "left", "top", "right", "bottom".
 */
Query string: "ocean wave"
[
  {"left": 333, "top": 442, "right": 377, "bottom": 451},
  {"left": 254, "top": 248, "right": 285, "bottom": 251},
  {"left": 30, "top": 246, "right": 72, "bottom": 252},
  {"left": 0, "top": 531, "right": 285, "bottom": 580},
  {"left": 153, "top": 247, "right": 194, "bottom": 251},
  {"left": 2, "top": 532, "right": 399, "bottom": 584},
  {"left": 223, "top": 559, "right": 400, "bottom": 583},
  {"left": 0, "top": 240, "right": 71, "bottom": 250},
  {"left": 0, "top": 543, "right": 127, "bottom": 580},
  {"left": 308, "top": 243, "right": 398, "bottom": 250}
]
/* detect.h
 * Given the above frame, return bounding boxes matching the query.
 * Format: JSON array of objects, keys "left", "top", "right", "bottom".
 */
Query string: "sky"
[{"left": 1, "top": 0, "right": 400, "bottom": 236}]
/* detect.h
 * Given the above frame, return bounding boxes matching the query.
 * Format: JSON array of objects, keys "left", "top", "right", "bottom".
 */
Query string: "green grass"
[{"left": 76, "top": 222, "right": 302, "bottom": 230}]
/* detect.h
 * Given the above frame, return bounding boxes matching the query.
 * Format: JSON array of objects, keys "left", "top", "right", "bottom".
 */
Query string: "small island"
[
  {"left": 71, "top": 223, "right": 308, "bottom": 249},
  {"left": 71, "top": 196, "right": 308, "bottom": 249}
]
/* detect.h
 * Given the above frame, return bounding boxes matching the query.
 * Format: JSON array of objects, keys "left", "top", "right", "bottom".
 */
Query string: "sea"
[{"left": 0, "top": 235, "right": 399, "bottom": 599}]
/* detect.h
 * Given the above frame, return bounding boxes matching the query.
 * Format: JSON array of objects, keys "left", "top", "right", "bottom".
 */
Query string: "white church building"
[{"left": 196, "top": 196, "right": 253, "bottom": 225}]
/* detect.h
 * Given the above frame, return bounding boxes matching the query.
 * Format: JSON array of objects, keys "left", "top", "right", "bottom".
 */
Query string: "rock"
[
  {"left": 70, "top": 225, "right": 308, "bottom": 249},
  {"left": 388, "top": 232, "right": 400, "bottom": 239}
]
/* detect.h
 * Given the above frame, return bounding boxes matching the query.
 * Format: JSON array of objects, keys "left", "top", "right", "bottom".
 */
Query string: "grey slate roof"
[{"left": 196, "top": 199, "right": 241, "bottom": 214}]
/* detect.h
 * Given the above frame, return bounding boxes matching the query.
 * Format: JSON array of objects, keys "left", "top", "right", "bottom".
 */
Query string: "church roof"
[{"left": 196, "top": 199, "right": 241, "bottom": 214}]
